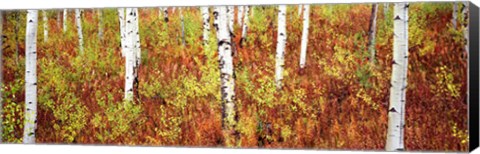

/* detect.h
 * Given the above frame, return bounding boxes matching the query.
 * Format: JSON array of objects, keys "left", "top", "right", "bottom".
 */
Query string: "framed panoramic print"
[{"left": 0, "top": 0, "right": 479, "bottom": 153}]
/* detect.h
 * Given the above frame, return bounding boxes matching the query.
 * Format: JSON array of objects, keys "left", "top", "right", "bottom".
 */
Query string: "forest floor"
[{"left": 0, "top": 3, "right": 468, "bottom": 152}]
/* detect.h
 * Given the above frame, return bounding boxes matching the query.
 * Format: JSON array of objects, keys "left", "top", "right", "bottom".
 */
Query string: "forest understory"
[{"left": 0, "top": 3, "right": 469, "bottom": 152}]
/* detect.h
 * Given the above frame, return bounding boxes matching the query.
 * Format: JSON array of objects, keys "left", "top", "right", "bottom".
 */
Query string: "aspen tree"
[
  {"left": 118, "top": 8, "right": 126, "bottom": 57},
  {"left": 275, "top": 5, "right": 287, "bottom": 90},
  {"left": 240, "top": 6, "right": 250, "bottom": 47},
  {"left": 386, "top": 3, "right": 409, "bottom": 151},
  {"left": 0, "top": 11, "right": 3, "bottom": 143},
  {"left": 201, "top": 6, "right": 210, "bottom": 46},
  {"left": 23, "top": 10, "right": 39, "bottom": 144},
  {"left": 56, "top": 11, "right": 61, "bottom": 29},
  {"left": 213, "top": 6, "right": 237, "bottom": 146},
  {"left": 42, "top": 10, "right": 48, "bottom": 42},
  {"left": 98, "top": 9, "right": 103, "bottom": 39},
  {"left": 237, "top": 6, "right": 244, "bottom": 26},
  {"left": 63, "top": 9, "right": 67, "bottom": 33},
  {"left": 227, "top": 6, "right": 235, "bottom": 36},
  {"left": 124, "top": 8, "right": 136, "bottom": 101},
  {"left": 384, "top": 3, "right": 389, "bottom": 17},
  {"left": 299, "top": 5, "right": 310, "bottom": 69},
  {"left": 163, "top": 7, "right": 169, "bottom": 22},
  {"left": 180, "top": 8, "right": 186, "bottom": 46},
  {"left": 452, "top": 2, "right": 458, "bottom": 28},
  {"left": 75, "top": 9, "right": 84, "bottom": 54},
  {"left": 367, "top": 3, "right": 379, "bottom": 63},
  {"left": 298, "top": 4, "right": 302, "bottom": 16},
  {"left": 462, "top": 2, "right": 468, "bottom": 55}
]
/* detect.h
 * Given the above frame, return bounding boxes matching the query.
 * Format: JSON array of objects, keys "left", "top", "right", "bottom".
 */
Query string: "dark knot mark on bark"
[
  {"left": 218, "top": 39, "right": 231, "bottom": 48},
  {"left": 396, "top": 148, "right": 404, "bottom": 151},
  {"left": 394, "top": 15, "right": 401, "bottom": 20},
  {"left": 389, "top": 107, "right": 397, "bottom": 113},
  {"left": 29, "top": 20, "right": 33, "bottom": 23}
]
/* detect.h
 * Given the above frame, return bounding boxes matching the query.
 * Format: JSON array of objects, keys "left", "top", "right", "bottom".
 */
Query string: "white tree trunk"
[
  {"left": 367, "top": 4, "right": 379, "bottom": 63},
  {"left": 237, "top": 6, "right": 244, "bottom": 26},
  {"left": 124, "top": 8, "right": 136, "bottom": 101},
  {"left": 42, "top": 10, "right": 48, "bottom": 43},
  {"left": 23, "top": 10, "right": 39, "bottom": 144},
  {"left": 63, "top": 9, "right": 67, "bottom": 33},
  {"left": 227, "top": 6, "right": 235, "bottom": 36},
  {"left": 56, "top": 11, "right": 61, "bottom": 29},
  {"left": 462, "top": 2, "right": 469, "bottom": 55},
  {"left": 386, "top": 3, "right": 408, "bottom": 151},
  {"left": 201, "top": 6, "right": 210, "bottom": 46},
  {"left": 251, "top": 6, "right": 255, "bottom": 17},
  {"left": 75, "top": 9, "right": 84, "bottom": 54},
  {"left": 118, "top": 8, "right": 126, "bottom": 57},
  {"left": 275, "top": 5, "right": 287, "bottom": 90},
  {"left": 133, "top": 8, "right": 141, "bottom": 70},
  {"left": 0, "top": 11, "right": 3, "bottom": 143},
  {"left": 299, "top": 5, "right": 310, "bottom": 69},
  {"left": 240, "top": 6, "right": 250, "bottom": 47},
  {"left": 298, "top": 4, "right": 302, "bottom": 16},
  {"left": 163, "top": 7, "right": 169, "bottom": 22},
  {"left": 384, "top": 3, "right": 389, "bottom": 17},
  {"left": 98, "top": 10, "right": 103, "bottom": 39},
  {"left": 452, "top": 2, "right": 458, "bottom": 28},
  {"left": 213, "top": 6, "right": 236, "bottom": 135}
]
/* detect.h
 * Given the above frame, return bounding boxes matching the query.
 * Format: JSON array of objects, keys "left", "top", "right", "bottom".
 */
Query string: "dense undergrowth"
[{"left": 0, "top": 3, "right": 468, "bottom": 151}]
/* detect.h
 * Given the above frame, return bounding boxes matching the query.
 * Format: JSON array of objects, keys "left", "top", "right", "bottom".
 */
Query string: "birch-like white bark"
[
  {"left": 23, "top": 10, "right": 39, "bottom": 144},
  {"left": 240, "top": 6, "right": 250, "bottom": 47},
  {"left": 298, "top": 4, "right": 302, "bottom": 16},
  {"left": 275, "top": 5, "right": 287, "bottom": 90},
  {"left": 118, "top": 8, "right": 126, "bottom": 57},
  {"left": 0, "top": 11, "right": 3, "bottom": 143},
  {"left": 63, "top": 9, "right": 68, "bottom": 33},
  {"left": 75, "top": 9, "right": 84, "bottom": 54},
  {"left": 124, "top": 8, "right": 135, "bottom": 101},
  {"left": 56, "top": 11, "right": 61, "bottom": 29},
  {"left": 462, "top": 2, "right": 469, "bottom": 55},
  {"left": 227, "top": 6, "right": 235, "bottom": 36},
  {"left": 367, "top": 4, "right": 379, "bottom": 63},
  {"left": 133, "top": 8, "right": 141, "bottom": 70},
  {"left": 214, "top": 6, "right": 236, "bottom": 132},
  {"left": 98, "top": 10, "right": 103, "bottom": 39},
  {"left": 384, "top": 3, "right": 389, "bottom": 17},
  {"left": 452, "top": 2, "right": 458, "bottom": 28},
  {"left": 163, "top": 7, "right": 169, "bottom": 22},
  {"left": 237, "top": 6, "right": 244, "bottom": 26},
  {"left": 299, "top": 5, "right": 310, "bottom": 69},
  {"left": 42, "top": 10, "right": 48, "bottom": 43},
  {"left": 201, "top": 6, "right": 210, "bottom": 46},
  {"left": 386, "top": 3, "right": 408, "bottom": 151}
]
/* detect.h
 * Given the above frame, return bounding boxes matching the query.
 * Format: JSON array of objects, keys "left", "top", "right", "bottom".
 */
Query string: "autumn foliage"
[{"left": 0, "top": 3, "right": 468, "bottom": 152}]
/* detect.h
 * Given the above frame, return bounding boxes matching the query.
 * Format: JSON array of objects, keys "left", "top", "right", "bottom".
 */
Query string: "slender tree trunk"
[
  {"left": 118, "top": 8, "right": 126, "bottom": 57},
  {"left": 201, "top": 6, "right": 210, "bottom": 47},
  {"left": 462, "top": 2, "right": 469, "bottom": 55},
  {"left": 275, "top": 5, "right": 287, "bottom": 90},
  {"left": 386, "top": 3, "right": 409, "bottom": 151},
  {"left": 23, "top": 10, "right": 39, "bottom": 144},
  {"left": 124, "top": 8, "right": 136, "bottom": 101},
  {"left": 299, "top": 5, "right": 310, "bottom": 70},
  {"left": 98, "top": 9, "right": 103, "bottom": 40},
  {"left": 172, "top": 7, "right": 176, "bottom": 14},
  {"left": 251, "top": 6, "right": 255, "bottom": 17},
  {"left": 180, "top": 8, "right": 186, "bottom": 46},
  {"left": 227, "top": 6, "right": 235, "bottom": 37},
  {"left": 75, "top": 9, "right": 84, "bottom": 54},
  {"left": 240, "top": 6, "right": 250, "bottom": 47},
  {"left": 163, "top": 7, "right": 169, "bottom": 22},
  {"left": 298, "top": 4, "right": 302, "bottom": 16},
  {"left": 0, "top": 11, "right": 3, "bottom": 143},
  {"left": 63, "top": 9, "right": 67, "bottom": 33},
  {"left": 56, "top": 11, "right": 61, "bottom": 29},
  {"left": 452, "top": 2, "right": 458, "bottom": 28},
  {"left": 42, "top": 10, "right": 48, "bottom": 43},
  {"left": 14, "top": 12, "right": 20, "bottom": 65},
  {"left": 213, "top": 6, "right": 237, "bottom": 147},
  {"left": 133, "top": 8, "right": 141, "bottom": 73},
  {"left": 367, "top": 3, "right": 379, "bottom": 63},
  {"left": 237, "top": 6, "right": 244, "bottom": 26},
  {"left": 384, "top": 3, "right": 389, "bottom": 17}
]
